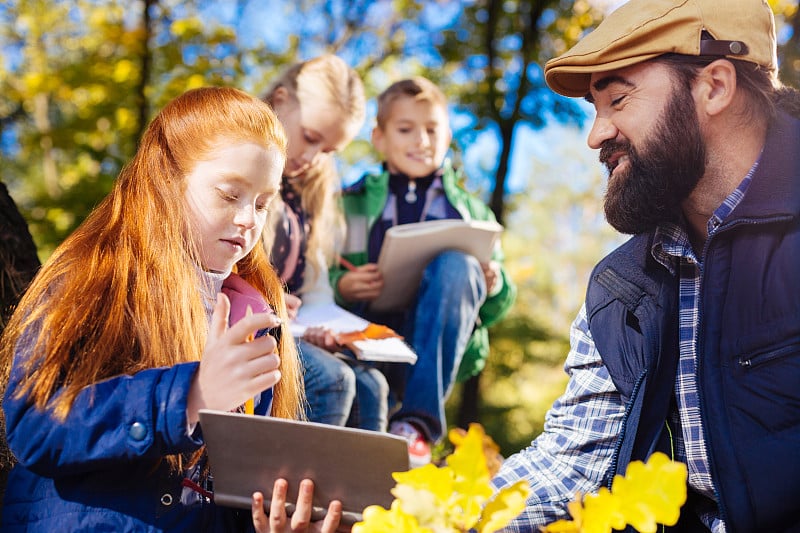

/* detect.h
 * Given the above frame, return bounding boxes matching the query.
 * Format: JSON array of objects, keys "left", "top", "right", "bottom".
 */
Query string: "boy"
[{"left": 331, "top": 77, "right": 516, "bottom": 466}]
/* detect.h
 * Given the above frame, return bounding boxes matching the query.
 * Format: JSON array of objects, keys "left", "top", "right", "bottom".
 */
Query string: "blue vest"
[{"left": 585, "top": 112, "right": 800, "bottom": 532}]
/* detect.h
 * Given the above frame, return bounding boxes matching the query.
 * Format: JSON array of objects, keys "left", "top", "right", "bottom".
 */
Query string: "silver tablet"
[{"left": 199, "top": 409, "right": 409, "bottom": 525}]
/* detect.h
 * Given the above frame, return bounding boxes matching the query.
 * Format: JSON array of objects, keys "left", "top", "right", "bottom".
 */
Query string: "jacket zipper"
[{"left": 738, "top": 341, "right": 800, "bottom": 368}]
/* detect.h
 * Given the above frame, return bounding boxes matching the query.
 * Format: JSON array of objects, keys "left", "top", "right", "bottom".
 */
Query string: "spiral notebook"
[{"left": 199, "top": 409, "right": 409, "bottom": 525}]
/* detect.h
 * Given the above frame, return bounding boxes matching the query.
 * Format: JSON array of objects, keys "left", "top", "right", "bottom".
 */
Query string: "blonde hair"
[
  {"left": 262, "top": 55, "right": 365, "bottom": 287},
  {"left": 0, "top": 86, "right": 303, "bottom": 471},
  {"left": 375, "top": 76, "right": 448, "bottom": 129}
]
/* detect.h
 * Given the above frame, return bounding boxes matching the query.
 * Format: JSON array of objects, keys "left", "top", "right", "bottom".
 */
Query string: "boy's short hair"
[{"left": 375, "top": 77, "right": 448, "bottom": 129}]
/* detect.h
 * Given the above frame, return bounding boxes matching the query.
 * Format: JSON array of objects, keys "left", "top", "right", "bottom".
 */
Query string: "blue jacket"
[
  {"left": 2, "top": 355, "right": 270, "bottom": 532},
  {"left": 2, "top": 273, "right": 274, "bottom": 532},
  {"left": 585, "top": 111, "right": 800, "bottom": 531}
]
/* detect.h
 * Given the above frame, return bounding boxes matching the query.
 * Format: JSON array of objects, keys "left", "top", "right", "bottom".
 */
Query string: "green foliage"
[
  {"left": 1, "top": 1, "right": 144, "bottom": 258},
  {"left": 773, "top": 0, "right": 800, "bottom": 88},
  {"left": 3, "top": 0, "right": 800, "bottom": 461}
]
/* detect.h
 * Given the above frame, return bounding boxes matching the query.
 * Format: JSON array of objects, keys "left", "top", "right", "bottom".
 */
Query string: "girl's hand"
[
  {"left": 302, "top": 326, "right": 339, "bottom": 352},
  {"left": 251, "top": 479, "right": 344, "bottom": 533},
  {"left": 285, "top": 292, "right": 302, "bottom": 320},
  {"left": 337, "top": 264, "right": 383, "bottom": 302},
  {"left": 187, "top": 293, "right": 283, "bottom": 424}
]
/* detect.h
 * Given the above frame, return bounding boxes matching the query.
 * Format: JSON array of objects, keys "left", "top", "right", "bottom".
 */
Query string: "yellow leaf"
[
  {"left": 540, "top": 519, "right": 581, "bottom": 533},
  {"left": 186, "top": 74, "right": 206, "bottom": 90},
  {"left": 449, "top": 423, "right": 503, "bottom": 477},
  {"left": 115, "top": 108, "right": 134, "bottom": 131},
  {"left": 447, "top": 424, "right": 491, "bottom": 490},
  {"left": 393, "top": 463, "right": 454, "bottom": 502},
  {"left": 580, "top": 487, "right": 624, "bottom": 533},
  {"left": 170, "top": 18, "right": 202, "bottom": 37},
  {"left": 353, "top": 501, "right": 429, "bottom": 533},
  {"left": 22, "top": 72, "right": 46, "bottom": 93},
  {"left": 611, "top": 452, "right": 687, "bottom": 533},
  {"left": 113, "top": 60, "right": 135, "bottom": 83},
  {"left": 392, "top": 484, "right": 447, "bottom": 528},
  {"left": 477, "top": 480, "right": 532, "bottom": 533}
]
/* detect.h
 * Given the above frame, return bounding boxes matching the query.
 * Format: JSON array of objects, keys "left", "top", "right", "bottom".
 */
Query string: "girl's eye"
[
  {"left": 303, "top": 130, "right": 321, "bottom": 145},
  {"left": 216, "top": 188, "right": 237, "bottom": 202},
  {"left": 255, "top": 203, "right": 269, "bottom": 212},
  {"left": 611, "top": 95, "right": 626, "bottom": 106},
  {"left": 398, "top": 127, "right": 411, "bottom": 134}
]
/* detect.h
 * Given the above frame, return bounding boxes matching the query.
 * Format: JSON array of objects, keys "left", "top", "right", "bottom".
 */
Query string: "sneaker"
[{"left": 390, "top": 421, "right": 432, "bottom": 468}]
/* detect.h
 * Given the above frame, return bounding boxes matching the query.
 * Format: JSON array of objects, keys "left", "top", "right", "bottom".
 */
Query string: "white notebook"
[
  {"left": 371, "top": 219, "right": 503, "bottom": 313},
  {"left": 290, "top": 302, "right": 417, "bottom": 364}
]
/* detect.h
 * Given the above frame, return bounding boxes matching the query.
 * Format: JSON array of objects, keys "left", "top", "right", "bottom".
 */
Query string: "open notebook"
[
  {"left": 199, "top": 410, "right": 409, "bottom": 525},
  {"left": 290, "top": 302, "right": 417, "bottom": 364}
]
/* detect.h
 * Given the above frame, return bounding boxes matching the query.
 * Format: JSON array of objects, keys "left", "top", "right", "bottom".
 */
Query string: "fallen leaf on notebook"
[{"left": 335, "top": 323, "right": 402, "bottom": 344}]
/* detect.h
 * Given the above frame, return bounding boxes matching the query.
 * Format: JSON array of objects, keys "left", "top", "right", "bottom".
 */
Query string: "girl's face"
[
  {"left": 271, "top": 87, "right": 353, "bottom": 178},
  {"left": 184, "top": 141, "right": 284, "bottom": 274}
]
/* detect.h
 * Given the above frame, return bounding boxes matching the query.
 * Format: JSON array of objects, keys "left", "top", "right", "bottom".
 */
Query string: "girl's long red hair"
[{"left": 0, "top": 87, "right": 303, "bottom": 465}]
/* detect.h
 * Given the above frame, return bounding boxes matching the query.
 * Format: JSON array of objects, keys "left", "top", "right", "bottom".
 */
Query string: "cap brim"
[{"left": 545, "top": 53, "right": 664, "bottom": 98}]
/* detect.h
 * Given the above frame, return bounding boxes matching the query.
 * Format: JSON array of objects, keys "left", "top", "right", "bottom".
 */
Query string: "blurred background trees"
[{"left": 2, "top": 0, "right": 799, "bottom": 456}]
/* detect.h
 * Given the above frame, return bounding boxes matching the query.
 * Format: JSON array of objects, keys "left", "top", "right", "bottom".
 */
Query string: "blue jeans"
[
  {"left": 377, "top": 250, "right": 487, "bottom": 442},
  {"left": 297, "top": 339, "right": 388, "bottom": 431}
]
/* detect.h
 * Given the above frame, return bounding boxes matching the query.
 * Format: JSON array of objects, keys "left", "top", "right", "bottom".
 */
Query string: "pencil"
[
  {"left": 337, "top": 255, "right": 358, "bottom": 272},
  {"left": 244, "top": 306, "right": 255, "bottom": 415}
]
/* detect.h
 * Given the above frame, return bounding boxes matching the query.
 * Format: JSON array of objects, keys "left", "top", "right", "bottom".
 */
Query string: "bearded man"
[{"left": 491, "top": 1, "right": 800, "bottom": 531}]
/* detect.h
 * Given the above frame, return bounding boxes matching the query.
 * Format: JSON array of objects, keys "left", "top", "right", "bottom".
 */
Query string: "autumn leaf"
[
  {"left": 539, "top": 519, "right": 581, "bottom": 533},
  {"left": 393, "top": 463, "right": 454, "bottom": 502},
  {"left": 579, "top": 487, "right": 625, "bottom": 533},
  {"left": 352, "top": 501, "right": 430, "bottom": 533},
  {"left": 392, "top": 484, "right": 448, "bottom": 529},
  {"left": 477, "top": 480, "right": 532, "bottom": 533},
  {"left": 449, "top": 423, "right": 504, "bottom": 477},
  {"left": 356, "top": 424, "right": 532, "bottom": 532},
  {"left": 447, "top": 424, "right": 492, "bottom": 492},
  {"left": 611, "top": 452, "right": 687, "bottom": 533}
]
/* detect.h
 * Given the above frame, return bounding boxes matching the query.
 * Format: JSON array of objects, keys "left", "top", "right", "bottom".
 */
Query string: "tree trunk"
[
  {"left": 457, "top": 373, "right": 482, "bottom": 428},
  {"left": 135, "top": 0, "right": 157, "bottom": 143},
  {"left": 0, "top": 182, "right": 40, "bottom": 328},
  {"left": 0, "top": 181, "right": 40, "bottom": 522}
]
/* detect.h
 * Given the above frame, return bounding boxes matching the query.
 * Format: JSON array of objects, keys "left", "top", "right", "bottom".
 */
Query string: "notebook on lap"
[{"left": 198, "top": 409, "right": 409, "bottom": 525}]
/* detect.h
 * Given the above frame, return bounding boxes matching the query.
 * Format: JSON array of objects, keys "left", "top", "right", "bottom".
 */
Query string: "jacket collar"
[{"left": 731, "top": 110, "right": 800, "bottom": 220}]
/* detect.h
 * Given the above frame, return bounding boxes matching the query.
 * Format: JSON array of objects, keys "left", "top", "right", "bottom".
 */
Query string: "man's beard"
[{"left": 600, "top": 86, "right": 706, "bottom": 235}]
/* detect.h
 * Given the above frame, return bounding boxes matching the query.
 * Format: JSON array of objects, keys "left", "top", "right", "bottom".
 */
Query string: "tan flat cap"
[{"left": 544, "top": 0, "right": 777, "bottom": 97}]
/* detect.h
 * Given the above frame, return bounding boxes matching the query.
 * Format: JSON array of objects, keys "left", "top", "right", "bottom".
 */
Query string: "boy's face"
[{"left": 372, "top": 96, "right": 452, "bottom": 179}]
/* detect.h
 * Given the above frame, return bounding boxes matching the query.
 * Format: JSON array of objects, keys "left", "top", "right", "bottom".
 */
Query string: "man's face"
[{"left": 587, "top": 62, "right": 706, "bottom": 234}]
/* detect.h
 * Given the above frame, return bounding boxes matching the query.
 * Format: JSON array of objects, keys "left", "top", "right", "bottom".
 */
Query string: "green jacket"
[{"left": 331, "top": 163, "right": 516, "bottom": 381}]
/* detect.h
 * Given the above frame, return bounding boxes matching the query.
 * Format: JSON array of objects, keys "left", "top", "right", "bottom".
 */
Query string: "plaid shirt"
[{"left": 493, "top": 166, "right": 757, "bottom": 532}]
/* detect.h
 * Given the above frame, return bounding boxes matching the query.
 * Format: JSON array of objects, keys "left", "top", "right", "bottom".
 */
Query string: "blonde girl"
[{"left": 261, "top": 55, "right": 389, "bottom": 432}]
